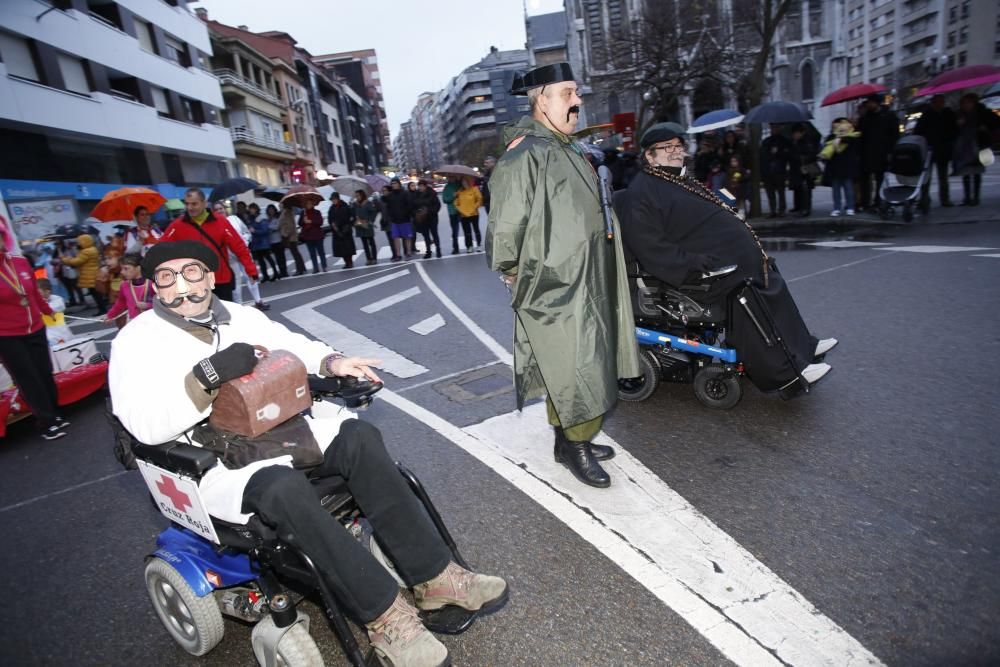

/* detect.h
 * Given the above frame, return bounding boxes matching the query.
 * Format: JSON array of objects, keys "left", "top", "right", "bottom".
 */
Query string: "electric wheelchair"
[
  {"left": 109, "top": 377, "right": 493, "bottom": 667},
  {"left": 619, "top": 263, "right": 813, "bottom": 408}
]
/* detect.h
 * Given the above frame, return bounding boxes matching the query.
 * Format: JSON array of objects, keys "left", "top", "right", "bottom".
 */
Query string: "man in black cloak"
[{"left": 617, "top": 122, "right": 837, "bottom": 393}]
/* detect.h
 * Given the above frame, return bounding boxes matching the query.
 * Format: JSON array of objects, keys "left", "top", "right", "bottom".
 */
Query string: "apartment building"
[{"left": 0, "top": 0, "right": 233, "bottom": 235}]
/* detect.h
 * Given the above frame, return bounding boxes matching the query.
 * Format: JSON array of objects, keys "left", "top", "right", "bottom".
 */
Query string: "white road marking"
[
  {"left": 284, "top": 270, "right": 427, "bottom": 379},
  {"left": 377, "top": 245, "right": 394, "bottom": 259},
  {"left": 973, "top": 253, "right": 1000, "bottom": 258},
  {"left": 882, "top": 245, "right": 996, "bottom": 253},
  {"left": 259, "top": 266, "right": 405, "bottom": 303},
  {"left": 361, "top": 286, "right": 421, "bottom": 313},
  {"left": 806, "top": 241, "right": 895, "bottom": 248},
  {"left": 0, "top": 471, "right": 128, "bottom": 514},
  {"left": 395, "top": 361, "right": 506, "bottom": 393},
  {"left": 787, "top": 252, "right": 897, "bottom": 283},
  {"left": 408, "top": 313, "right": 445, "bottom": 335},
  {"left": 413, "top": 262, "right": 513, "bottom": 366}
]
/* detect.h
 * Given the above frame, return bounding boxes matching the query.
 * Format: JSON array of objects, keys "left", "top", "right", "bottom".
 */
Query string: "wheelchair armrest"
[
  {"left": 679, "top": 264, "right": 738, "bottom": 291},
  {"left": 131, "top": 441, "right": 218, "bottom": 478}
]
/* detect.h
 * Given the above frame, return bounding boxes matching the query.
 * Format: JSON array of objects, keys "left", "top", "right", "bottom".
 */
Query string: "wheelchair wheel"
[
  {"left": 251, "top": 616, "right": 324, "bottom": 667},
  {"left": 145, "top": 558, "right": 224, "bottom": 656},
  {"left": 902, "top": 202, "right": 914, "bottom": 222},
  {"left": 617, "top": 349, "right": 659, "bottom": 402},
  {"left": 693, "top": 366, "right": 742, "bottom": 410}
]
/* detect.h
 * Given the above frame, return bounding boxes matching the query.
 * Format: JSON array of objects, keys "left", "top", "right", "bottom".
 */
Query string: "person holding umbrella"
[
  {"left": 352, "top": 190, "right": 378, "bottom": 265},
  {"left": 914, "top": 95, "right": 958, "bottom": 208},
  {"left": 454, "top": 177, "right": 483, "bottom": 252},
  {"left": 278, "top": 202, "right": 306, "bottom": 276},
  {"left": 412, "top": 179, "right": 442, "bottom": 259},
  {"left": 327, "top": 194, "right": 356, "bottom": 269},
  {"left": 0, "top": 216, "right": 68, "bottom": 440},
  {"left": 160, "top": 188, "right": 259, "bottom": 302},
  {"left": 298, "top": 196, "right": 328, "bottom": 273},
  {"left": 486, "top": 62, "right": 639, "bottom": 488},
  {"left": 123, "top": 206, "right": 162, "bottom": 256},
  {"left": 953, "top": 92, "right": 999, "bottom": 206}
]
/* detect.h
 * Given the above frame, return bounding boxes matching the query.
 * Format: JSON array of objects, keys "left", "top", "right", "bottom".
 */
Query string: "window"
[
  {"left": 959, "top": 26, "right": 968, "bottom": 44},
  {"left": 371, "top": 71, "right": 379, "bottom": 80},
  {"left": 948, "top": 31, "right": 956, "bottom": 48},
  {"left": 958, "top": 50, "right": 967, "bottom": 66},
  {"left": 337, "top": 145, "right": 344, "bottom": 163},
  {"left": 960, "top": 0, "right": 969, "bottom": 19},
  {"left": 135, "top": 19, "right": 155, "bottom": 54},
  {"left": 87, "top": 0, "right": 124, "bottom": 31},
  {"left": 151, "top": 86, "right": 171, "bottom": 114},
  {"left": 801, "top": 61, "right": 814, "bottom": 101},
  {"left": 949, "top": 6, "right": 957, "bottom": 23},
  {"left": 332, "top": 118, "right": 340, "bottom": 137},
  {"left": 163, "top": 34, "right": 191, "bottom": 67},
  {"left": 57, "top": 53, "right": 89, "bottom": 94},
  {"left": 0, "top": 32, "right": 39, "bottom": 81}
]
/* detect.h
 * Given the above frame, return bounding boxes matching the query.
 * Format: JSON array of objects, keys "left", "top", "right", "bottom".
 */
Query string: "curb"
[{"left": 749, "top": 213, "right": 1000, "bottom": 233}]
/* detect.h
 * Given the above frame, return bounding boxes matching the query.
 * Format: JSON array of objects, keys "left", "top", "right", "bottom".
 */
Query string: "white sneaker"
[
  {"left": 801, "top": 363, "right": 832, "bottom": 384},
  {"left": 814, "top": 338, "right": 838, "bottom": 357},
  {"left": 845, "top": 208, "right": 855, "bottom": 216},
  {"left": 830, "top": 209, "right": 841, "bottom": 217}
]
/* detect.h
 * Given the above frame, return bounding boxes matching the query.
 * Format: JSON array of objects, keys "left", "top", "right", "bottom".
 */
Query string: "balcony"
[
  {"left": 214, "top": 69, "right": 284, "bottom": 107},
  {"left": 230, "top": 127, "right": 295, "bottom": 155}
]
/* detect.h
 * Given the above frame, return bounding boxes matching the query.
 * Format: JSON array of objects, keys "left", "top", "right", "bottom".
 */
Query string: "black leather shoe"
[
  {"left": 553, "top": 428, "right": 615, "bottom": 461},
  {"left": 554, "top": 436, "right": 611, "bottom": 488}
]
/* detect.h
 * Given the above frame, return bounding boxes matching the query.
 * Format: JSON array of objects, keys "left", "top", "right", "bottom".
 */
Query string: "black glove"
[{"left": 192, "top": 342, "right": 258, "bottom": 390}]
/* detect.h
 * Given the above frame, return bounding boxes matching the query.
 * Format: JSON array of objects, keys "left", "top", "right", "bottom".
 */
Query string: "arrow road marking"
[
  {"left": 361, "top": 286, "right": 421, "bottom": 313},
  {"left": 408, "top": 313, "right": 445, "bottom": 335}
]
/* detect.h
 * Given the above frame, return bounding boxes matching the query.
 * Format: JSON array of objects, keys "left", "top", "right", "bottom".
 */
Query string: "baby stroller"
[{"left": 879, "top": 135, "right": 932, "bottom": 222}]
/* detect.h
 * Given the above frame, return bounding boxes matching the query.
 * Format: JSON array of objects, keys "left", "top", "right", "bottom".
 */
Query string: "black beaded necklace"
[{"left": 642, "top": 162, "right": 771, "bottom": 287}]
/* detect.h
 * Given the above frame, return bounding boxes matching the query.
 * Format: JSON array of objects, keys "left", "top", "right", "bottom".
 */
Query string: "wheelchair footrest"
[{"left": 419, "top": 586, "right": 510, "bottom": 635}]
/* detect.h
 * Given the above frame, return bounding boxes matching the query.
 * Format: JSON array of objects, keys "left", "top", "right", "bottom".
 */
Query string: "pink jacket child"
[{"left": 104, "top": 255, "right": 153, "bottom": 325}]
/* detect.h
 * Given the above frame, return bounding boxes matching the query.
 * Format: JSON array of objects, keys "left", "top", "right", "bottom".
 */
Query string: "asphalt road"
[{"left": 1, "top": 215, "right": 998, "bottom": 667}]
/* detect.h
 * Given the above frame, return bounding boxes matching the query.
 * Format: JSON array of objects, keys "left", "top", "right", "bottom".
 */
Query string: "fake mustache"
[
  {"left": 158, "top": 291, "right": 210, "bottom": 308},
  {"left": 567, "top": 105, "right": 580, "bottom": 122}
]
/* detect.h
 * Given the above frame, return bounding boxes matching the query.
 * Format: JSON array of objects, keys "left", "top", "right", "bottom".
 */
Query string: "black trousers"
[
  {"left": 859, "top": 167, "right": 885, "bottom": 208},
  {"left": 252, "top": 249, "right": 279, "bottom": 280},
  {"left": 419, "top": 222, "right": 440, "bottom": 255},
  {"left": 285, "top": 240, "right": 306, "bottom": 275},
  {"left": 449, "top": 212, "right": 461, "bottom": 252},
  {"left": 921, "top": 157, "right": 951, "bottom": 205},
  {"left": 764, "top": 177, "right": 786, "bottom": 214},
  {"left": 459, "top": 216, "right": 481, "bottom": 248},
  {"left": 271, "top": 244, "right": 289, "bottom": 278},
  {"left": 87, "top": 287, "right": 107, "bottom": 314},
  {"left": 962, "top": 174, "right": 982, "bottom": 204},
  {"left": 241, "top": 420, "right": 452, "bottom": 623},
  {"left": 213, "top": 281, "right": 235, "bottom": 302},
  {"left": 359, "top": 236, "right": 377, "bottom": 261},
  {"left": 61, "top": 276, "right": 84, "bottom": 306},
  {"left": 0, "top": 328, "right": 60, "bottom": 430}
]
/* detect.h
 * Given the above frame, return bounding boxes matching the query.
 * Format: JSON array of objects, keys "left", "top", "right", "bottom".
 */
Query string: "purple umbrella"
[
  {"left": 363, "top": 174, "right": 391, "bottom": 191},
  {"left": 915, "top": 65, "right": 1000, "bottom": 97}
]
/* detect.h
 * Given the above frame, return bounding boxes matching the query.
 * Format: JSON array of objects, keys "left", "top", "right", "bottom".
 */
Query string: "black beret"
[
  {"left": 141, "top": 240, "right": 219, "bottom": 280},
  {"left": 510, "top": 62, "right": 576, "bottom": 95},
  {"left": 640, "top": 122, "right": 687, "bottom": 149}
]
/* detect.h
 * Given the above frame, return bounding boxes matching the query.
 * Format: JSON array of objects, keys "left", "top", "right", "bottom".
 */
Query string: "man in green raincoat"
[{"left": 485, "top": 62, "right": 639, "bottom": 489}]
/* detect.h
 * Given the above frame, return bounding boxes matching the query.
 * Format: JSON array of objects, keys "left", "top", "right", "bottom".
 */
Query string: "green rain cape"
[{"left": 486, "top": 116, "right": 640, "bottom": 427}]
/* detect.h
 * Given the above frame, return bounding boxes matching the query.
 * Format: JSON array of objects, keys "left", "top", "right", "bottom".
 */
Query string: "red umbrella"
[
  {"left": 90, "top": 187, "right": 166, "bottom": 222},
  {"left": 915, "top": 65, "right": 1000, "bottom": 97},
  {"left": 820, "top": 83, "right": 886, "bottom": 107}
]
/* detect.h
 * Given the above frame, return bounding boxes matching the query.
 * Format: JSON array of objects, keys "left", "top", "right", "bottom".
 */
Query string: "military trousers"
[{"left": 545, "top": 397, "right": 603, "bottom": 442}]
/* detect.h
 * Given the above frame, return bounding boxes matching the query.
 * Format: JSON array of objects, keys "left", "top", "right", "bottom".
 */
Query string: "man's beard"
[{"left": 158, "top": 291, "right": 210, "bottom": 309}]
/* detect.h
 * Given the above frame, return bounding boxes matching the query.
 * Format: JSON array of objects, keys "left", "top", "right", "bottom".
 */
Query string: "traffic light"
[{"left": 291, "top": 167, "right": 303, "bottom": 183}]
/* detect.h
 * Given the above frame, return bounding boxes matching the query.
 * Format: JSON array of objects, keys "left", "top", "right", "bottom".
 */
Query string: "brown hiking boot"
[
  {"left": 413, "top": 561, "right": 508, "bottom": 612},
  {"left": 366, "top": 594, "right": 450, "bottom": 667}
]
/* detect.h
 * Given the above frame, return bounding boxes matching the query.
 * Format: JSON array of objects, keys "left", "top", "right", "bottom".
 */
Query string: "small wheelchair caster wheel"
[
  {"left": 902, "top": 202, "right": 913, "bottom": 222},
  {"left": 693, "top": 366, "right": 742, "bottom": 410},
  {"left": 618, "top": 349, "right": 659, "bottom": 402}
]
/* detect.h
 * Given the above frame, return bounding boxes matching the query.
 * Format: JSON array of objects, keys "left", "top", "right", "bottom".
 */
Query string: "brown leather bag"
[{"left": 209, "top": 348, "right": 312, "bottom": 437}]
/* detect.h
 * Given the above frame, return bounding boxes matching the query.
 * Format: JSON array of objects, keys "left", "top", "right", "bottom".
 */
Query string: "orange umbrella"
[
  {"left": 89, "top": 187, "right": 166, "bottom": 222},
  {"left": 280, "top": 184, "right": 324, "bottom": 208}
]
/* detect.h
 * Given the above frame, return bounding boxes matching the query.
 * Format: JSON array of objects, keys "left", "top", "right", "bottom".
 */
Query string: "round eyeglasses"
[{"left": 153, "top": 262, "right": 207, "bottom": 288}]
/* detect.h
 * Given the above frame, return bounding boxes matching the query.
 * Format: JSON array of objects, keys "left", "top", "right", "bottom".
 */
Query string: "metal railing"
[
  {"left": 213, "top": 69, "right": 284, "bottom": 106},
  {"left": 230, "top": 127, "right": 295, "bottom": 153}
]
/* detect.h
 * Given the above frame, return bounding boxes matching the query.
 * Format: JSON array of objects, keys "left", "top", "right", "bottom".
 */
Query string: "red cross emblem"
[{"left": 156, "top": 475, "right": 192, "bottom": 513}]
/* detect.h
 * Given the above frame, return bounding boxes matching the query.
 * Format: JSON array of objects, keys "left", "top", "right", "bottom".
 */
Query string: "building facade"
[{"left": 0, "top": 0, "right": 234, "bottom": 235}]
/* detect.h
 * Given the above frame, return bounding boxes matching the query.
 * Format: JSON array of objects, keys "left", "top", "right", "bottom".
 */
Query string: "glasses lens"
[
  {"left": 181, "top": 262, "right": 205, "bottom": 283},
  {"left": 154, "top": 269, "right": 176, "bottom": 288}
]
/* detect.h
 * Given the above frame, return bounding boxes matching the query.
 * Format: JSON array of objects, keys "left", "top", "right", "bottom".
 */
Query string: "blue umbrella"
[
  {"left": 688, "top": 109, "right": 744, "bottom": 133},
  {"left": 743, "top": 101, "right": 812, "bottom": 124}
]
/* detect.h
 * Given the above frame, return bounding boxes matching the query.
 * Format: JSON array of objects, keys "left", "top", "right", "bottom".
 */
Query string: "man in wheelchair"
[
  {"left": 109, "top": 241, "right": 507, "bottom": 667},
  {"left": 617, "top": 123, "right": 837, "bottom": 394}
]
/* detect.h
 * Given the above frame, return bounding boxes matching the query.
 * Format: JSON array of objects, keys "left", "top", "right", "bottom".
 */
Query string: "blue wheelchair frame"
[{"left": 634, "top": 326, "right": 738, "bottom": 364}]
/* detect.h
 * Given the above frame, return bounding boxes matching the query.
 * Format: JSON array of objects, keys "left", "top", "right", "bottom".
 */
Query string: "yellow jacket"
[
  {"left": 454, "top": 186, "right": 483, "bottom": 217},
  {"left": 61, "top": 234, "right": 100, "bottom": 288}
]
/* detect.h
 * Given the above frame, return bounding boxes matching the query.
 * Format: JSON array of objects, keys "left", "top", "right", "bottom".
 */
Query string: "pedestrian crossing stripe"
[
  {"left": 806, "top": 241, "right": 894, "bottom": 248},
  {"left": 882, "top": 245, "right": 997, "bottom": 253}
]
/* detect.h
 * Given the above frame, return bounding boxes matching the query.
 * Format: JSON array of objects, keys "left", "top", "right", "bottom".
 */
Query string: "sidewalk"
[{"left": 749, "top": 171, "right": 1000, "bottom": 232}]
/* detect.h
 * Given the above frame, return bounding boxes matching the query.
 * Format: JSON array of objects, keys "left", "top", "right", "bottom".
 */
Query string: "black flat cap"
[
  {"left": 510, "top": 62, "right": 576, "bottom": 95},
  {"left": 640, "top": 122, "right": 687, "bottom": 149},
  {"left": 141, "top": 240, "right": 219, "bottom": 280}
]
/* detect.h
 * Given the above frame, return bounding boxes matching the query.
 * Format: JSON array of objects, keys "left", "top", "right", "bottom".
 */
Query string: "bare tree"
[{"left": 606, "top": 1, "right": 755, "bottom": 133}]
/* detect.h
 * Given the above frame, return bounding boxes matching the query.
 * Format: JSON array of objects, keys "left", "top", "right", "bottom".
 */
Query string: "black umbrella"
[
  {"left": 743, "top": 101, "right": 812, "bottom": 124},
  {"left": 255, "top": 187, "right": 289, "bottom": 202},
  {"left": 55, "top": 223, "right": 101, "bottom": 237},
  {"left": 209, "top": 177, "right": 261, "bottom": 201}
]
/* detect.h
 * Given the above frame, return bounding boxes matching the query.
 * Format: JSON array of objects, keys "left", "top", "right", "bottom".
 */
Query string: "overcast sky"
[{"left": 192, "top": 0, "right": 565, "bottom": 143}]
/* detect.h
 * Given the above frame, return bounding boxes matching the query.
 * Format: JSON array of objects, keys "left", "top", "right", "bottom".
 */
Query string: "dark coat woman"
[
  {"left": 619, "top": 127, "right": 826, "bottom": 392},
  {"left": 412, "top": 181, "right": 442, "bottom": 259},
  {"left": 327, "top": 197, "right": 356, "bottom": 268}
]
